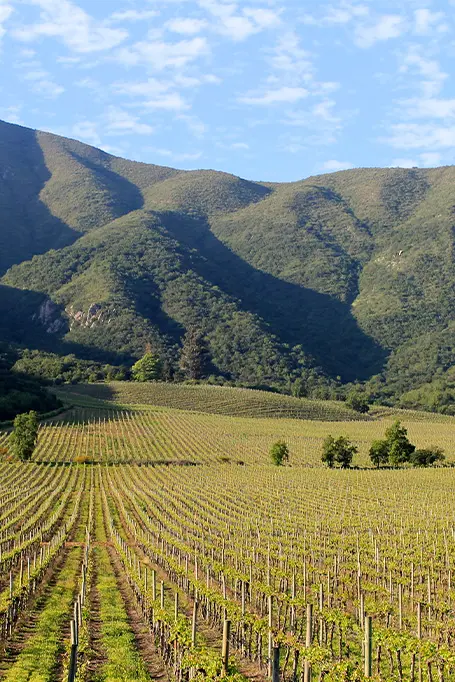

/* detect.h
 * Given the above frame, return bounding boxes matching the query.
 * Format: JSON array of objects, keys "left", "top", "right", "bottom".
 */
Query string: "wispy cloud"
[
  {"left": 149, "top": 146, "right": 203, "bottom": 163},
  {"left": 354, "top": 14, "right": 406, "bottom": 48},
  {"left": 117, "top": 36, "right": 209, "bottom": 69},
  {"left": 301, "top": 3, "right": 369, "bottom": 27},
  {"left": 385, "top": 123, "right": 455, "bottom": 150},
  {"left": 0, "top": 2, "right": 13, "bottom": 42},
  {"left": 198, "top": 0, "right": 281, "bottom": 41},
  {"left": 166, "top": 17, "right": 208, "bottom": 35},
  {"left": 391, "top": 152, "right": 442, "bottom": 168},
  {"left": 0, "top": 104, "right": 23, "bottom": 124},
  {"left": 22, "top": 64, "right": 64, "bottom": 97},
  {"left": 321, "top": 159, "right": 354, "bottom": 172},
  {"left": 105, "top": 106, "right": 154, "bottom": 136},
  {"left": 413, "top": 9, "right": 447, "bottom": 36},
  {"left": 240, "top": 86, "right": 308, "bottom": 106},
  {"left": 110, "top": 10, "right": 158, "bottom": 23},
  {"left": 14, "top": 0, "right": 128, "bottom": 53}
]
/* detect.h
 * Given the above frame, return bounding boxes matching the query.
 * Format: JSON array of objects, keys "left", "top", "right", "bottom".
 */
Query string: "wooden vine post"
[
  {"left": 222, "top": 619, "right": 231, "bottom": 675},
  {"left": 272, "top": 645, "right": 280, "bottom": 682},
  {"left": 304, "top": 602, "right": 312, "bottom": 682},
  {"left": 364, "top": 616, "right": 372, "bottom": 678}
]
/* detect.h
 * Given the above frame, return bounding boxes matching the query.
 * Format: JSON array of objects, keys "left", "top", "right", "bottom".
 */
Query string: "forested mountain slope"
[{"left": 1, "top": 119, "right": 454, "bottom": 402}]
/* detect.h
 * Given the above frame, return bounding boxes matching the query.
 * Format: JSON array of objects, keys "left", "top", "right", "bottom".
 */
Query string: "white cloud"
[
  {"left": 150, "top": 147, "right": 203, "bottom": 162},
  {"left": 399, "top": 48, "right": 447, "bottom": 98},
  {"left": 72, "top": 120, "right": 101, "bottom": 146},
  {"left": 355, "top": 15, "right": 406, "bottom": 48},
  {"left": 0, "top": 105, "right": 23, "bottom": 125},
  {"left": 32, "top": 78, "right": 64, "bottom": 98},
  {"left": 391, "top": 152, "right": 442, "bottom": 168},
  {"left": 114, "top": 78, "right": 189, "bottom": 112},
  {"left": 110, "top": 10, "right": 158, "bottom": 23},
  {"left": 14, "top": 0, "right": 128, "bottom": 53},
  {"left": 385, "top": 123, "right": 455, "bottom": 149},
  {"left": 243, "top": 8, "right": 281, "bottom": 29},
  {"left": 23, "top": 67, "right": 64, "bottom": 98},
  {"left": 0, "top": 2, "right": 13, "bottom": 42},
  {"left": 105, "top": 106, "right": 154, "bottom": 135},
  {"left": 301, "top": 3, "right": 369, "bottom": 27},
  {"left": 177, "top": 114, "right": 207, "bottom": 138},
  {"left": 144, "top": 93, "right": 189, "bottom": 111},
  {"left": 198, "top": 0, "right": 280, "bottom": 41},
  {"left": 166, "top": 18, "right": 208, "bottom": 34},
  {"left": 321, "top": 159, "right": 354, "bottom": 171},
  {"left": 414, "top": 9, "right": 447, "bottom": 36},
  {"left": 400, "top": 97, "right": 455, "bottom": 119},
  {"left": 240, "top": 86, "right": 308, "bottom": 106},
  {"left": 117, "top": 36, "right": 209, "bottom": 70},
  {"left": 269, "top": 32, "right": 314, "bottom": 84},
  {"left": 231, "top": 142, "right": 249, "bottom": 150}
]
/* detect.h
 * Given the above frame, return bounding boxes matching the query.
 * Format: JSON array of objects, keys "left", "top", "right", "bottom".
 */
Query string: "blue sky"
[{"left": 0, "top": 0, "right": 453, "bottom": 181}]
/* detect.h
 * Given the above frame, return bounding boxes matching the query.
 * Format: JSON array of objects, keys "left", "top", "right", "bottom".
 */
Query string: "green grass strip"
[
  {"left": 2, "top": 546, "right": 82, "bottom": 682},
  {"left": 94, "top": 545, "right": 151, "bottom": 682}
]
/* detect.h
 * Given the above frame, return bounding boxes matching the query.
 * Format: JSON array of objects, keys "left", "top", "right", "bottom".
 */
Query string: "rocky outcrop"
[
  {"left": 33, "top": 298, "right": 67, "bottom": 334},
  {"left": 65, "top": 303, "right": 114, "bottom": 329}
]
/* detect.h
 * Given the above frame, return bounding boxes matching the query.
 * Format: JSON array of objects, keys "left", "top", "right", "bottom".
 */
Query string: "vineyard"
[{"left": 1, "top": 387, "right": 455, "bottom": 681}]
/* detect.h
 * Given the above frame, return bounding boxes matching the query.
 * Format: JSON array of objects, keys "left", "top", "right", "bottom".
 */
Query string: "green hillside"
[{"left": 1, "top": 119, "right": 455, "bottom": 408}]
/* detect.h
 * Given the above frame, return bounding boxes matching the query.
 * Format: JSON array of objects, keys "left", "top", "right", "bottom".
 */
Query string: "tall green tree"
[
  {"left": 131, "top": 352, "right": 162, "bottom": 382},
  {"left": 321, "top": 435, "right": 336, "bottom": 468},
  {"left": 385, "top": 420, "right": 415, "bottom": 466},
  {"left": 10, "top": 410, "right": 39, "bottom": 461},
  {"left": 179, "top": 328, "right": 210, "bottom": 380}
]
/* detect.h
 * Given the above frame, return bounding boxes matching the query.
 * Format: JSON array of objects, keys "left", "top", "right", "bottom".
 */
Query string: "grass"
[
  {"left": 1, "top": 546, "right": 82, "bottom": 682},
  {"left": 94, "top": 546, "right": 151, "bottom": 682}
]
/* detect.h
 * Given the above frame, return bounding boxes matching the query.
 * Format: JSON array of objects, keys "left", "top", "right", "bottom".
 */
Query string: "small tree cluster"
[
  {"left": 10, "top": 410, "right": 39, "bottom": 461},
  {"left": 270, "top": 440, "right": 290, "bottom": 466},
  {"left": 346, "top": 390, "right": 370, "bottom": 414},
  {"left": 369, "top": 420, "right": 445, "bottom": 468},
  {"left": 322, "top": 435, "right": 358, "bottom": 469}
]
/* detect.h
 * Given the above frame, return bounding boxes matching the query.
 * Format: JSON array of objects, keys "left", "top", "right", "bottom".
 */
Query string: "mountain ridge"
[{"left": 1, "top": 118, "right": 455, "bottom": 407}]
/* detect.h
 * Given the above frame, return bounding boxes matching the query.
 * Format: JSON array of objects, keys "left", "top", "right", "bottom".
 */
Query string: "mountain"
[{"left": 1, "top": 118, "right": 455, "bottom": 404}]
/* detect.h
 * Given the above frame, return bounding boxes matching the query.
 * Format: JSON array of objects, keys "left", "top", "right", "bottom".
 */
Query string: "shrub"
[
  {"left": 270, "top": 440, "right": 289, "bottom": 466},
  {"left": 410, "top": 447, "right": 445, "bottom": 467}
]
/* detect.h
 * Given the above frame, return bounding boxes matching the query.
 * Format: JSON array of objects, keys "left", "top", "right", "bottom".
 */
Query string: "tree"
[
  {"left": 10, "top": 411, "right": 39, "bottom": 461},
  {"left": 322, "top": 435, "right": 358, "bottom": 469},
  {"left": 369, "top": 439, "right": 389, "bottom": 468},
  {"left": 131, "top": 352, "right": 162, "bottom": 382},
  {"left": 410, "top": 447, "right": 445, "bottom": 467},
  {"left": 346, "top": 390, "right": 370, "bottom": 414},
  {"left": 179, "top": 328, "right": 210, "bottom": 380},
  {"left": 385, "top": 420, "right": 415, "bottom": 466},
  {"left": 270, "top": 440, "right": 289, "bottom": 466},
  {"left": 321, "top": 435, "right": 336, "bottom": 468}
]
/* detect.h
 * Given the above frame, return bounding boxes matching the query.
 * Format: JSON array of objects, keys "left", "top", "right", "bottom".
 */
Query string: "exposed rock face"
[
  {"left": 65, "top": 303, "right": 113, "bottom": 329},
  {"left": 33, "top": 299, "right": 66, "bottom": 334}
]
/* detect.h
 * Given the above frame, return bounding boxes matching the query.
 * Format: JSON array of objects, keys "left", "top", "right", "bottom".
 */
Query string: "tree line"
[{"left": 322, "top": 420, "right": 445, "bottom": 469}]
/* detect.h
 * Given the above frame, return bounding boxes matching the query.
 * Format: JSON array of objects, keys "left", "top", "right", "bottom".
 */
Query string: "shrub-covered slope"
[{"left": 1, "top": 119, "right": 455, "bottom": 401}]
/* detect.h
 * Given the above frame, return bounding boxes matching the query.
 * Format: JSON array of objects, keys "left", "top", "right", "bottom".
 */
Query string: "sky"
[{"left": 0, "top": 0, "right": 454, "bottom": 182}]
